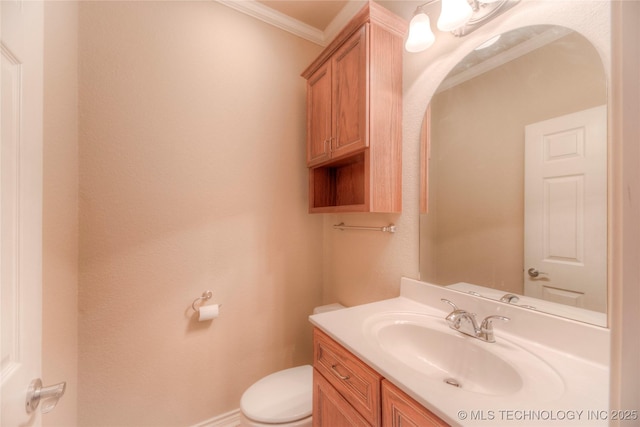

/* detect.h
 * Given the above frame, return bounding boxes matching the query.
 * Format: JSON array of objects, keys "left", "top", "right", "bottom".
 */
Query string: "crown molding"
[{"left": 216, "top": 0, "right": 362, "bottom": 47}]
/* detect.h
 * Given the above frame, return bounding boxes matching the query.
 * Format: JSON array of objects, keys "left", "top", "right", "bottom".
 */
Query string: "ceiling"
[
  {"left": 217, "top": 0, "right": 416, "bottom": 46},
  {"left": 257, "top": 0, "right": 349, "bottom": 31}
]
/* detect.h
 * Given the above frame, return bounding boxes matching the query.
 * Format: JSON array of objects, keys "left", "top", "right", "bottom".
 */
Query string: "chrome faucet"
[
  {"left": 441, "top": 299, "right": 510, "bottom": 343},
  {"left": 441, "top": 299, "right": 480, "bottom": 337}
]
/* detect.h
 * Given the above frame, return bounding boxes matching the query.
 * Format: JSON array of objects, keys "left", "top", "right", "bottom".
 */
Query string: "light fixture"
[
  {"left": 405, "top": 7, "right": 436, "bottom": 52},
  {"left": 437, "top": 0, "right": 473, "bottom": 32},
  {"left": 404, "top": 0, "right": 519, "bottom": 53}
]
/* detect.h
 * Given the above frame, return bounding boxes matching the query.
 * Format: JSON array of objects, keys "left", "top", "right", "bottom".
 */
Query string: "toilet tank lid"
[
  {"left": 240, "top": 365, "right": 312, "bottom": 424},
  {"left": 313, "top": 303, "right": 345, "bottom": 314}
]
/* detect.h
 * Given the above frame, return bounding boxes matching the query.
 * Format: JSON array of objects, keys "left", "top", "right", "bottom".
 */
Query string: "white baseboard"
[{"left": 191, "top": 409, "right": 241, "bottom": 427}]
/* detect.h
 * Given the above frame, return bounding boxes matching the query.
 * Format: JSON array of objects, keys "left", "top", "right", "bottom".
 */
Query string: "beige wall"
[
  {"left": 39, "top": 0, "right": 639, "bottom": 424},
  {"left": 43, "top": 2, "right": 79, "bottom": 426},
  {"left": 77, "top": 2, "right": 322, "bottom": 425},
  {"left": 422, "top": 32, "right": 606, "bottom": 293}
]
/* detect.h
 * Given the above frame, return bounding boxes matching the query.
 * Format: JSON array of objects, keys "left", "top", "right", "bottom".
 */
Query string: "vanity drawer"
[{"left": 313, "top": 328, "right": 382, "bottom": 426}]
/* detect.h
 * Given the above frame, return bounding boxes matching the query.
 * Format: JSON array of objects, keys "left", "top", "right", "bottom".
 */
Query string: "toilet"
[{"left": 239, "top": 303, "right": 345, "bottom": 427}]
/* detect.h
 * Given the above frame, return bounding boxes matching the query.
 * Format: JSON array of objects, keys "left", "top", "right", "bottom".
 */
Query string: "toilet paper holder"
[{"left": 192, "top": 290, "right": 215, "bottom": 312}]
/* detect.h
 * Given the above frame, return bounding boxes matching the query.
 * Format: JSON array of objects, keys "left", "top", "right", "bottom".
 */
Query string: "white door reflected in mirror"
[{"left": 524, "top": 105, "right": 607, "bottom": 312}]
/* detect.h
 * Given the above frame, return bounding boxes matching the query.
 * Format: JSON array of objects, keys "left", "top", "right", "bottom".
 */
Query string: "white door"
[
  {"left": 1, "top": 1, "right": 47, "bottom": 425},
  {"left": 524, "top": 105, "right": 607, "bottom": 312}
]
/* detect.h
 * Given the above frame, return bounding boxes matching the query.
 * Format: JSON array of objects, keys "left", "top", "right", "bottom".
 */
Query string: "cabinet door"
[
  {"left": 307, "top": 60, "right": 333, "bottom": 166},
  {"left": 331, "top": 25, "right": 368, "bottom": 160},
  {"left": 382, "top": 380, "right": 450, "bottom": 427},
  {"left": 313, "top": 369, "right": 371, "bottom": 427}
]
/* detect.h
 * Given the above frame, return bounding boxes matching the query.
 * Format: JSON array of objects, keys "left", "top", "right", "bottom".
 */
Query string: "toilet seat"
[{"left": 240, "top": 365, "right": 312, "bottom": 424}]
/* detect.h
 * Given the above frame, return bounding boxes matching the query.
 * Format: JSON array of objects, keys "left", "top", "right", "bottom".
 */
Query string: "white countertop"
[{"left": 309, "top": 278, "right": 610, "bottom": 427}]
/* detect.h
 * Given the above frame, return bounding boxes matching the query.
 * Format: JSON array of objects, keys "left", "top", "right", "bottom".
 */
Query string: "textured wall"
[
  {"left": 56, "top": 0, "right": 631, "bottom": 425},
  {"left": 43, "top": 2, "right": 79, "bottom": 425},
  {"left": 78, "top": 2, "right": 323, "bottom": 425}
]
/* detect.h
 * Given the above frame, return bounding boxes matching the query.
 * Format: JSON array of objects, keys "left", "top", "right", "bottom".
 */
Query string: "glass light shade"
[
  {"left": 405, "top": 12, "right": 436, "bottom": 52},
  {"left": 437, "top": 0, "right": 473, "bottom": 32}
]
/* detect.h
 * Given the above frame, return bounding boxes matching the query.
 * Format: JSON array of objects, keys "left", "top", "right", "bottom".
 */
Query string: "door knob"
[
  {"left": 527, "top": 268, "right": 548, "bottom": 278},
  {"left": 25, "top": 378, "right": 66, "bottom": 414}
]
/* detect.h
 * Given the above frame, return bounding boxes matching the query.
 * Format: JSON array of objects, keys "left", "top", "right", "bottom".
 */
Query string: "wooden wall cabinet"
[
  {"left": 302, "top": 2, "right": 406, "bottom": 213},
  {"left": 312, "top": 328, "right": 450, "bottom": 427}
]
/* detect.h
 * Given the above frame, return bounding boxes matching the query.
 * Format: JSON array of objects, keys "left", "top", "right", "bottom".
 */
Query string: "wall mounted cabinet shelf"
[{"left": 301, "top": 2, "right": 406, "bottom": 213}]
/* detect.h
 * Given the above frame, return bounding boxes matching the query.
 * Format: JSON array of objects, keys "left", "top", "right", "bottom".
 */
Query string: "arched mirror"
[{"left": 419, "top": 25, "right": 608, "bottom": 326}]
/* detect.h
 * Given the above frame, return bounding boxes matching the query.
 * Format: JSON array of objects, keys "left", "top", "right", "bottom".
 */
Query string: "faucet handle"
[
  {"left": 499, "top": 293, "right": 520, "bottom": 303},
  {"left": 440, "top": 298, "right": 459, "bottom": 311},
  {"left": 481, "top": 315, "right": 510, "bottom": 329},
  {"left": 479, "top": 315, "right": 510, "bottom": 342}
]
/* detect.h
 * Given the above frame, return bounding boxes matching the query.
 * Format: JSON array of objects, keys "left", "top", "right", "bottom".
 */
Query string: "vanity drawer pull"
[{"left": 331, "top": 364, "right": 350, "bottom": 380}]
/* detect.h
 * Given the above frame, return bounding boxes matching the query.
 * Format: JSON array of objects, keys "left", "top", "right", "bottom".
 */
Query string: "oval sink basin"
[
  {"left": 376, "top": 321, "right": 522, "bottom": 395},
  {"left": 364, "top": 312, "right": 564, "bottom": 399}
]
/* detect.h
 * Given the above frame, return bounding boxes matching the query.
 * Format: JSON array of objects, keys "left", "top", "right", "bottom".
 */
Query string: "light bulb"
[
  {"left": 405, "top": 12, "right": 436, "bottom": 52},
  {"left": 437, "top": 0, "right": 473, "bottom": 32}
]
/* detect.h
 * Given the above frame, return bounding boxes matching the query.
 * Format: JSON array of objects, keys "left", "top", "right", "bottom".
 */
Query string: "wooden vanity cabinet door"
[
  {"left": 382, "top": 380, "right": 450, "bottom": 427},
  {"left": 306, "top": 60, "right": 332, "bottom": 166},
  {"left": 313, "top": 328, "right": 382, "bottom": 426},
  {"left": 330, "top": 25, "right": 368, "bottom": 161},
  {"left": 313, "top": 369, "right": 371, "bottom": 427}
]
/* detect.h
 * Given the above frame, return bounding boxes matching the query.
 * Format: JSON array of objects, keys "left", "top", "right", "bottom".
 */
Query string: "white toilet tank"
[{"left": 239, "top": 303, "right": 345, "bottom": 427}]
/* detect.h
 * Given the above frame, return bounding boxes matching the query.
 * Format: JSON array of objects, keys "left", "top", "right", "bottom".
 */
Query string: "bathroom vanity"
[
  {"left": 313, "top": 327, "right": 448, "bottom": 426},
  {"left": 309, "top": 278, "right": 610, "bottom": 427},
  {"left": 301, "top": 2, "right": 405, "bottom": 213}
]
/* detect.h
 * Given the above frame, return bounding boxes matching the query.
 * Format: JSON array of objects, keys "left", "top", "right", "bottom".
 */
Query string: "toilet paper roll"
[{"left": 198, "top": 304, "right": 220, "bottom": 321}]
